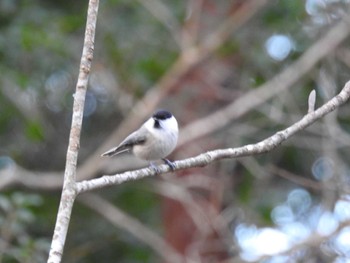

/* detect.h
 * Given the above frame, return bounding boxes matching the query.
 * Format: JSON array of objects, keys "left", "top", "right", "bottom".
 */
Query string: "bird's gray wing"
[{"left": 101, "top": 130, "right": 147, "bottom": 157}]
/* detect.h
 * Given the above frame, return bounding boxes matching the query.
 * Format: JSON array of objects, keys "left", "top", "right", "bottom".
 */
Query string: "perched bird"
[{"left": 101, "top": 110, "right": 178, "bottom": 170}]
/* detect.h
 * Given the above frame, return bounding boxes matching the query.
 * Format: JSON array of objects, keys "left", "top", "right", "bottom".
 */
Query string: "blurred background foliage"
[{"left": 1, "top": 0, "right": 350, "bottom": 262}]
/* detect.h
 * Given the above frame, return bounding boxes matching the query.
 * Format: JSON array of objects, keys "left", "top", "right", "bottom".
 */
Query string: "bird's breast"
[{"left": 132, "top": 129, "right": 177, "bottom": 161}]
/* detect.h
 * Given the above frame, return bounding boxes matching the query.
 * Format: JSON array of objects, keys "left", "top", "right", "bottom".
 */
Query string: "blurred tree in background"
[{"left": 1, "top": 0, "right": 350, "bottom": 262}]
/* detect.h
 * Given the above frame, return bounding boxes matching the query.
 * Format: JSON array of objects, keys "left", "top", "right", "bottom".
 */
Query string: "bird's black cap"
[{"left": 153, "top": 110, "right": 172, "bottom": 120}]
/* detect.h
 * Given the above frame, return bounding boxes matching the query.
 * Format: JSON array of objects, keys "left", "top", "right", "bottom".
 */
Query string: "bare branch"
[
  {"left": 47, "top": 1, "right": 99, "bottom": 262},
  {"left": 137, "top": 0, "right": 182, "bottom": 47},
  {"left": 180, "top": 0, "right": 203, "bottom": 49},
  {"left": 268, "top": 165, "right": 326, "bottom": 190},
  {"left": 74, "top": 0, "right": 269, "bottom": 182},
  {"left": 79, "top": 194, "right": 190, "bottom": 263},
  {"left": 2, "top": 3, "right": 348, "bottom": 193},
  {"left": 76, "top": 81, "right": 350, "bottom": 194},
  {"left": 0, "top": 164, "right": 62, "bottom": 190},
  {"left": 152, "top": 180, "right": 214, "bottom": 235},
  {"left": 308, "top": 89, "right": 316, "bottom": 113},
  {"left": 199, "top": 0, "right": 269, "bottom": 55},
  {"left": 77, "top": 10, "right": 350, "bottom": 185},
  {"left": 180, "top": 15, "right": 350, "bottom": 146}
]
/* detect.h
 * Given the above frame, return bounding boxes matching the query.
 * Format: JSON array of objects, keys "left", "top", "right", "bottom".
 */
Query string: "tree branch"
[
  {"left": 76, "top": 81, "right": 350, "bottom": 194},
  {"left": 1, "top": 4, "right": 349, "bottom": 192},
  {"left": 79, "top": 194, "right": 190, "bottom": 263},
  {"left": 72, "top": 0, "right": 269, "bottom": 182},
  {"left": 179, "top": 15, "right": 350, "bottom": 146},
  {"left": 72, "top": 12, "right": 350, "bottom": 184},
  {"left": 47, "top": 1, "right": 99, "bottom": 262}
]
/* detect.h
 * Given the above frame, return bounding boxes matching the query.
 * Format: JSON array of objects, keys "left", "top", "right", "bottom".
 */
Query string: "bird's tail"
[{"left": 101, "top": 147, "right": 129, "bottom": 157}]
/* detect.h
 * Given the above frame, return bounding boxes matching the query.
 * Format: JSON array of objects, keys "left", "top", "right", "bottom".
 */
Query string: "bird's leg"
[{"left": 162, "top": 158, "right": 176, "bottom": 170}]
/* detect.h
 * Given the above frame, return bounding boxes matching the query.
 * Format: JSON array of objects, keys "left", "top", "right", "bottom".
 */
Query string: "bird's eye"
[{"left": 154, "top": 120, "right": 161, "bottom": 129}]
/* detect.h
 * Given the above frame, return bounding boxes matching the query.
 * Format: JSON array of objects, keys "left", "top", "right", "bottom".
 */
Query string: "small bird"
[{"left": 101, "top": 110, "right": 178, "bottom": 171}]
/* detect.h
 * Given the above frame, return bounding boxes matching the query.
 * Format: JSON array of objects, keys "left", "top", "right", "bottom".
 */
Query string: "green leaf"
[
  {"left": 25, "top": 121, "right": 44, "bottom": 142},
  {"left": 59, "top": 14, "right": 85, "bottom": 33},
  {"left": 237, "top": 169, "right": 253, "bottom": 203},
  {"left": 137, "top": 58, "right": 166, "bottom": 82}
]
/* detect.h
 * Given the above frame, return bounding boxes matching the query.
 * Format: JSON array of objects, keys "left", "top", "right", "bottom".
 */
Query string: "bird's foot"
[
  {"left": 149, "top": 162, "right": 161, "bottom": 174},
  {"left": 162, "top": 158, "right": 176, "bottom": 171}
]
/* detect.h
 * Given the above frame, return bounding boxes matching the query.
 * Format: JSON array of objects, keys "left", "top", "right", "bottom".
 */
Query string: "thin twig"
[
  {"left": 268, "top": 165, "right": 325, "bottom": 190},
  {"left": 47, "top": 1, "right": 99, "bottom": 262},
  {"left": 137, "top": 0, "right": 182, "bottom": 46},
  {"left": 79, "top": 193, "right": 190, "bottom": 263},
  {"left": 76, "top": 81, "right": 350, "bottom": 194},
  {"left": 74, "top": 0, "right": 269, "bottom": 181},
  {"left": 179, "top": 15, "right": 350, "bottom": 146},
  {"left": 1, "top": 5, "right": 349, "bottom": 192},
  {"left": 308, "top": 90, "right": 316, "bottom": 113}
]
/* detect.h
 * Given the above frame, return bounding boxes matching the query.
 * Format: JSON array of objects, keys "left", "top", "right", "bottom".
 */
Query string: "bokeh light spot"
[
  {"left": 312, "top": 157, "right": 334, "bottom": 181},
  {"left": 265, "top": 34, "right": 294, "bottom": 61},
  {"left": 287, "top": 188, "right": 312, "bottom": 216},
  {"left": 271, "top": 205, "right": 294, "bottom": 225},
  {"left": 317, "top": 211, "right": 339, "bottom": 236}
]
